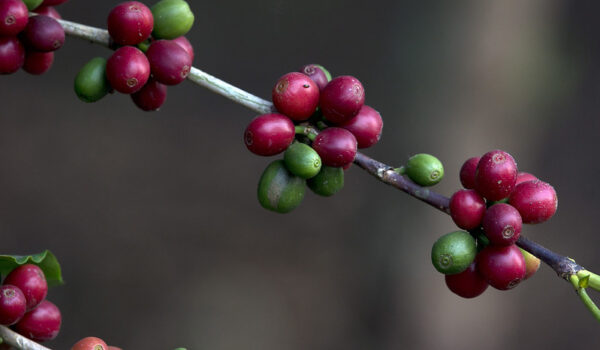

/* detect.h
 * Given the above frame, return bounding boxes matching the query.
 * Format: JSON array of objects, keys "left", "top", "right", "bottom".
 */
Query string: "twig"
[{"left": 0, "top": 326, "right": 51, "bottom": 350}]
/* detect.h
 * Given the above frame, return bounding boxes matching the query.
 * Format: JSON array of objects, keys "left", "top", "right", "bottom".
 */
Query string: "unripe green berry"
[
  {"left": 23, "top": 0, "right": 43, "bottom": 10},
  {"left": 431, "top": 231, "right": 476, "bottom": 275},
  {"left": 283, "top": 143, "right": 322, "bottom": 179},
  {"left": 74, "top": 57, "right": 110, "bottom": 103},
  {"left": 257, "top": 160, "right": 305, "bottom": 213},
  {"left": 405, "top": 153, "right": 444, "bottom": 186},
  {"left": 307, "top": 166, "right": 344, "bottom": 196},
  {"left": 151, "top": 0, "right": 194, "bottom": 39}
]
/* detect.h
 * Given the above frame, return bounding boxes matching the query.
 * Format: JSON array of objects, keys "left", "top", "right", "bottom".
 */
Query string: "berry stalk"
[{"left": 0, "top": 325, "right": 51, "bottom": 350}]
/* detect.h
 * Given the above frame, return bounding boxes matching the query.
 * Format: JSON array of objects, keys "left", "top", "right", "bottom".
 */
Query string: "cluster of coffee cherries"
[
  {"left": 0, "top": 264, "right": 61, "bottom": 342},
  {"left": 74, "top": 0, "right": 194, "bottom": 111},
  {"left": 244, "top": 64, "right": 384, "bottom": 213},
  {"left": 0, "top": 0, "right": 68, "bottom": 75},
  {"left": 70, "top": 336, "right": 122, "bottom": 350},
  {"left": 431, "top": 149, "right": 557, "bottom": 298}
]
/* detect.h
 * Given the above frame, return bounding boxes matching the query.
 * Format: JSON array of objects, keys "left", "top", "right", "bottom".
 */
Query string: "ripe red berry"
[
  {"left": 131, "top": 79, "right": 167, "bottom": 111},
  {"left": 107, "top": 1, "right": 154, "bottom": 46},
  {"left": 146, "top": 39, "right": 192, "bottom": 85},
  {"left": 3, "top": 264, "right": 47, "bottom": 311},
  {"left": 299, "top": 64, "right": 329, "bottom": 90},
  {"left": 72, "top": 336, "right": 108, "bottom": 350},
  {"left": 0, "top": 36, "right": 25, "bottom": 74},
  {"left": 0, "top": 285, "right": 26, "bottom": 325},
  {"left": 482, "top": 203, "right": 522, "bottom": 245},
  {"left": 509, "top": 180, "right": 557, "bottom": 224},
  {"left": 449, "top": 189, "right": 486, "bottom": 230},
  {"left": 272, "top": 72, "right": 320, "bottom": 121},
  {"left": 0, "top": 0, "right": 29, "bottom": 36},
  {"left": 106, "top": 46, "right": 150, "bottom": 94},
  {"left": 172, "top": 36, "right": 194, "bottom": 62},
  {"left": 475, "top": 150, "right": 517, "bottom": 201},
  {"left": 445, "top": 262, "right": 488, "bottom": 298},
  {"left": 244, "top": 113, "right": 295, "bottom": 156},
  {"left": 14, "top": 300, "right": 61, "bottom": 342},
  {"left": 23, "top": 50, "right": 54, "bottom": 75},
  {"left": 312, "top": 127, "right": 357, "bottom": 167},
  {"left": 476, "top": 244, "right": 526, "bottom": 290},
  {"left": 338, "top": 105, "right": 383, "bottom": 149},
  {"left": 20, "top": 15, "right": 65, "bottom": 52},
  {"left": 459, "top": 157, "right": 480, "bottom": 189},
  {"left": 320, "top": 75, "right": 365, "bottom": 124},
  {"left": 515, "top": 171, "right": 537, "bottom": 185},
  {"left": 35, "top": 6, "right": 62, "bottom": 20}
]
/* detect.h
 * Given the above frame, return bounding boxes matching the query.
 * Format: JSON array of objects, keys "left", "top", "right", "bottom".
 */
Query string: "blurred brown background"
[{"left": 1, "top": 0, "right": 600, "bottom": 348}]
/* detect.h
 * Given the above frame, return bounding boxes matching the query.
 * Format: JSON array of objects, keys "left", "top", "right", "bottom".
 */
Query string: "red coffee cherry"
[
  {"left": 71, "top": 336, "right": 108, "bottom": 350},
  {"left": 106, "top": 46, "right": 150, "bottom": 94},
  {"left": 320, "top": 75, "right": 365, "bottom": 124},
  {"left": 3, "top": 264, "right": 47, "bottom": 311},
  {"left": 482, "top": 203, "right": 522, "bottom": 245},
  {"left": 449, "top": 189, "right": 486, "bottom": 230},
  {"left": 107, "top": 1, "right": 154, "bottom": 46},
  {"left": 312, "top": 127, "right": 357, "bottom": 167},
  {"left": 35, "top": 6, "right": 62, "bottom": 20},
  {"left": 475, "top": 150, "right": 517, "bottom": 201},
  {"left": 21, "top": 15, "right": 65, "bottom": 52},
  {"left": 459, "top": 156, "right": 480, "bottom": 189},
  {"left": 272, "top": 72, "right": 320, "bottom": 121},
  {"left": 299, "top": 64, "right": 329, "bottom": 90},
  {"left": 23, "top": 50, "right": 54, "bottom": 75},
  {"left": 508, "top": 180, "right": 557, "bottom": 224},
  {"left": 131, "top": 79, "right": 167, "bottom": 111},
  {"left": 244, "top": 113, "right": 295, "bottom": 156},
  {"left": 14, "top": 300, "right": 61, "bottom": 342},
  {"left": 146, "top": 39, "right": 192, "bottom": 85},
  {"left": 172, "top": 36, "right": 194, "bottom": 62},
  {"left": 515, "top": 171, "right": 537, "bottom": 185},
  {"left": 0, "top": 36, "right": 25, "bottom": 74},
  {"left": 338, "top": 105, "right": 383, "bottom": 149},
  {"left": 476, "top": 244, "right": 526, "bottom": 290},
  {"left": 445, "top": 262, "right": 488, "bottom": 298},
  {"left": 0, "top": 285, "right": 26, "bottom": 326},
  {"left": 0, "top": 0, "right": 29, "bottom": 36}
]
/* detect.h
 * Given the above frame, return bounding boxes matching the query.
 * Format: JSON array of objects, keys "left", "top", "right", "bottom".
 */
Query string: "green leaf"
[
  {"left": 579, "top": 274, "right": 590, "bottom": 289},
  {"left": 0, "top": 250, "right": 64, "bottom": 287}
]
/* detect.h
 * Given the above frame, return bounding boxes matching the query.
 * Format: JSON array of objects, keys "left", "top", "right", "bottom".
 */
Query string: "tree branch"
[{"left": 0, "top": 326, "right": 51, "bottom": 350}]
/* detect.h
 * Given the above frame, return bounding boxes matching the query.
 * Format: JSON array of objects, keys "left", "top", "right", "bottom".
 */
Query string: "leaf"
[
  {"left": 0, "top": 250, "right": 64, "bottom": 287},
  {"left": 579, "top": 274, "right": 590, "bottom": 289}
]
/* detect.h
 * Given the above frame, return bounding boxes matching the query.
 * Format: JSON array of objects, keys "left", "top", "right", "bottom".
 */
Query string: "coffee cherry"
[
  {"left": 14, "top": 300, "right": 61, "bottom": 342},
  {"left": 449, "top": 189, "right": 486, "bottom": 230},
  {"left": 72, "top": 337, "right": 108, "bottom": 350},
  {"left": 320, "top": 76, "right": 365, "bottom": 124},
  {"left": 299, "top": 64, "right": 331, "bottom": 91},
  {"left": 272, "top": 72, "right": 320, "bottom": 121},
  {"left": 244, "top": 113, "right": 295, "bottom": 156},
  {"left": 0, "top": 36, "right": 25, "bottom": 74},
  {"left": 0, "top": 285, "right": 26, "bottom": 326},
  {"left": 444, "top": 262, "right": 488, "bottom": 298},
  {"left": 23, "top": 50, "right": 54, "bottom": 75},
  {"left": 431, "top": 231, "right": 477, "bottom": 275},
  {"left": 520, "top": 248, "right": 541, "bottom": 280},
  {"left": 475, "top": 150, "right": 517, "bottom": 201},
  {"left": 338, "top": 105, "right": 383, "bottom": 149},
  {"left": 476, "top": 244, "right": 526, "bottom": 290},
  {"left": 307, "top": 166, "right": 344, "bottom": 196},
  {"left": 508, "top": 180, "right": 557, "bottom": 224},
  {"left": 107, "top": 1, "right": 154, "bottom": 46},
  {"left": 312, "top": 127, "right": 357, "bottom": 167},
  {"left": 151, "top": 0, "right": 194, "bottom": 40},
  {"left": 74, "top": 57, "right": 111, "bottom": 102},
  {"left": 459, "top": 156, "right": 480, "bottom": 189},
  {"left": 257, "top": 160, "right": 305, "bottom": 213},
  {"left": 131, "top": 79, "right": 167, "bottom": 111},
  {"left": 23, "top": 0, "right": 44, "bottom": 11},
  {"left": 41, "top": 0, "right": 69, "bottom": 5},
  {"left": 482, "top": 203, "right": 522, "bottom": 245},
  {"left": 405, "top": 153, "right": 444, "bottom": 186},
  {"left": 106, "top": 46, "right": 150, "bottom": 94},
  {"left": 172, "top": 36, "right": 194, "bottom": 62},
  {"left": 515, "top": 171, "right": 537, "bottom": 185},
  {"left": 3, "top": 264, "right": 47, "bottom": 311},
  {"left": 35, "top": 6, "right": 61, "bottom": 20},
  {"left": 146, "top": 39, "right": 192, "bottom": 85},
  {"left": 0, "top": 0, "right": 29, "bottom": 36},
  {"left": 283, "top": 142, "right": 322, "bottom": 179},
  {"left": 21, "top": 15, "right": 65, "bottom": 52}
]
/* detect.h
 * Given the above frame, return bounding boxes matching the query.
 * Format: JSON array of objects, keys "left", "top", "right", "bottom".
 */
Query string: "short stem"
[
  {"left": 578, "top": 270, "right": 600, "bottom": 292},
  {"left": 295, "top": 125, "right": 318, "bottom": 141},
  {"left": 394, "top": 166, "right": 406, "bottom": 175},
  {"left": 570, "top": 275, "right": 600, "bottom": 322}
]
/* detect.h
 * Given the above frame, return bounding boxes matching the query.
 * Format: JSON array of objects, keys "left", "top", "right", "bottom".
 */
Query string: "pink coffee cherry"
[
  {"left": 459, "top": 156, "right": 480, "bottom": 189},
  {"left": 272, "top": 72, "right": 320, "bottom": 121},
  {"left": 320, "top": 75, "right": 365, "bottom": 124},
  {"left": 515, "top": 171, "right": 538, "bottom": 185},
  {"left": 3, "top": 264, "right": 48, "bottom": 311},
  {"left": 449, "top": 189, "right": 486, "bottom": 230},
  {"left": 298, "top": 64, "right": 329, "bottom": 91},
  {"left": 23, "top": 50, "right": 54, "bottom": 75},
  {"left": 0, "top": 285, "right": 26, "bottom": 326},
  {"left": 476, "top": 244, "right": 526, "bottom": 290},
  {"left": 445, "top": 262, "right": 488, "bottom": 298},
  {"left": 107, "top": 1, "right": 154, "bottom": 45},
  {"left": 172, "top": 36, "right": 194, "bottom": 62},
  {"left": 508, "top": 180, "right": 557, "bottom": 224},
  {"left": 15, "top": 300, "right": 61, "bottom": 342},
  {"left": 482, "top": 203, "right": 522, "bottom": 245},
  {"left": 106, "top": 46, "right": 150, "bottom": 94},
  {"left": 146, "top": 39, "right": 192, "bottom": 86},
  {"left": 21, "top": 15, "right": 65, "bottom": 52},
  {"left": 244, "top": 113, "right": 295, "bottom": 156},
  {"left": 0, "top": 36, "right": 25, "bottom": 74},
  {"left": 131, "top": 79, "right": 168, "bottom": 111},
  {"left": 338, "top": 105, "right": 383, "bottom": 149},
  {"left": 0, "top": 0, "right": 29, "bottom": 37},
  {"left": 35, "top": 6, "right": 62, "bottom": 20},
  {"left": 312, "top": 127, "right": 357, "bottom": 167},
  {"left": 475, "top": 150, "right": 517, "bottom": 201}
]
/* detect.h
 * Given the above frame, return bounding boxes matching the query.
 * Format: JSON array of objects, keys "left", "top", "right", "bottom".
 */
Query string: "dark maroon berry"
[
  {"left": 3, "top": 264, "right": 47, "bottom": 311},
  {"left": 146, "top": 39, "right": 192, "bottom": 86},
  {"left": 14, "top": 300, "right": 61, "bottom": 342},
  {"left": 172, "top": 36, "right": 194, "bottom": 62},
  {"left": 272, "top": 72, "right": 320, "bottom": 121},
  {"left": 106, "top": 46, "right": 150, "bottom": 94},
  {"left": 0, "top": 285, "right": 26, "bottom": 326},
  {"left": 312, "top": 127, "right": 357, "bottom": 167},
  {"left": 23, "top": 50, "right": 54, "bottom": 75},
  {"left": 107, "top": 1, "right": 154, "bottom": 46},
  {"left": 244, "top": 113, "right": 295, "bottom": 156},
  {"left": 475, "top": 150, "right": 517, "bottom": 201},
  {"left": 509, "top": 180, "right": 557, "bottom": 224},
  {"left": 41, "top": 0, "right": 69, "bottom": 5},
  {"left": 0, "top": 0, "right": 29, "bottom": 36},
  {"left": 515, "top": 171, "right": 537, "bottom": 185},
  {"left": 338, "top": 105, "right": 383, "bottom": 149},
  {"left": 299, "top": 64, "right": 329, "bottom": 90},
  {"left": 131, "top": 79, "right": 167, "bottom": 111},
  {"left": 21, "top": 15, "right": 65, "bottom": 52},
  {"left": 445, "top": 262, "right": 488, "bottom": 298},
  {"left": 449, "top": 189, "right": 486, "bottom": 230},
  {"left": 0, "top": 36, "right": 25, "bottom": 74},
  {"left": 35, "top": 6, "right": 62, "bottom": 20},
  {"left": 476, "top": 244, "right": 526, "bottom": 290},
  {"left": 482, "top": 203, "right": 522, "bottom": 245},
  {"left": 320, "top": 75, "right": 365, "bottom": 124},
  {"left": 459, "top": 157, "right": 480, "bottom": 189}
]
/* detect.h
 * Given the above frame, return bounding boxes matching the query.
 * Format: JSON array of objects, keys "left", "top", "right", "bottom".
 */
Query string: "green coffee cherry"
[
  {"left": 307, "top": 166, "right": 344, "bottom": 196},
  {"left": 431, "top": 231, "right": 476, "bottom": 275},
  {"left": 151, "top": 0, "right": 195, "bottom": 39},
  {"left": 405, "top": 153, "right": 444, "bottom": 186},
  {"left": 283, "top": 143, "right": 322, "bottom": 179},
  {"left": 315, "top": 64, "right": 332, "bottom": 82},
  {"left": 74, "top": 57, "right": 110, "bottom": 103},
  {"left": 23, "top": 0, "right": 43, "bottom": 10},
  {"left": 257, "top": 160, "right": 306, "bottom": 213}
]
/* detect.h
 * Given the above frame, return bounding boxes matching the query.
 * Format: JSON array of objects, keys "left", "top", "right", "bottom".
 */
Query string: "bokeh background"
[{"left": 2, "top": 0, "right": 600, "bottom": 348}]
